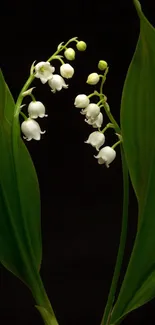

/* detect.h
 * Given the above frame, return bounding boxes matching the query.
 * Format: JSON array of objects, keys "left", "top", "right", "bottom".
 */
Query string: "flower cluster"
[
  {"left": 74, "top": 60, "right": 122, "bottom": 167},
  {"left": 18, "top": 37, "right": 87, "bottom": 141},
  {"left": 34, "top": 61, "right": 74, "bottom": 92}
]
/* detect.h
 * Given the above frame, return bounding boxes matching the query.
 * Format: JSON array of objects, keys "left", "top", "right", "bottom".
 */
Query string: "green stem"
[
  {"left": 47, "top": 50, "right": 63, "bottom": 62},
  {"left": 97, "top": 99, "right": 103, "bottom": 106},
  {"left": 15, "top": 36, "right": 78, "bottom": 111},
  {"left": 15, "top": 52, "right": 62, "bottom": 112},
  {"left": 47, "top": 37, "right": 78, "bottom": 62},
  {"left": 20, "top": 111, "right": 27, "bottom": 120},
  {"left": 12, "top": 109, "right": 59, "bottom": 325},
  {"left": 15, "top": 74, "right": 35, "bottom": 116},
  {"left": 29, "top": 270, "right": 58, "bottom": 325},
  {"left": 112, "top": 140, "right": 122, "bottom": 150},
  {"left": 50, "top": 55, "right": 65, "bottom": 65},
  {"left": 101, "top": 145, "right": 129, "bottom": 325},
  {"left": 30, "top": 93, "right": 36, "bottom": 102},
  {"left": 13, "top": 98, "right": 59, "bottom": 325},
  {"left": 14, "top": 61, "right": 59, "bottom": 325},
  {"left": 102, "top": 101, "right": 121, "bottom": 134},
  {"left": 99, "top": 67, "right": 109, "bottom": 93},
  {"left": 88, "top": 91, "right": 100, "bottom": 99},
  {"left": 63, "top": 36, "right": 78, "bottom": 47},
  {"left": 101, "top": 123, "right": 114, "bottom": 134}
]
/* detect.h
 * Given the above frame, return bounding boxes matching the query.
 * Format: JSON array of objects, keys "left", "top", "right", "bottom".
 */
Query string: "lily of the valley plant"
[{"left": 0, "top": 1, "right": 155, "bottom": 324}]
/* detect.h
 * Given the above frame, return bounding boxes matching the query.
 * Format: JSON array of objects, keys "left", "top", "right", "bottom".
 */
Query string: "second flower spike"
[{"left": 28, "top": 101, "right": 47, "bottom": 119}]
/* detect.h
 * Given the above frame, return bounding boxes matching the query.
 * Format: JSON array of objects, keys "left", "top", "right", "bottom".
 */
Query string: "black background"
[{"left": 0, "top": 0, "right": 155, "bottom": 324}]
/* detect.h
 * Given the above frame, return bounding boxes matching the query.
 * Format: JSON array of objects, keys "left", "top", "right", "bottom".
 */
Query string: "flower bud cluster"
[
  {"left": 19, "top": 38, "right": 86, "bottom": 141},
  {"left": 74, "top": 59, "right": 121, "bottom": 167}
]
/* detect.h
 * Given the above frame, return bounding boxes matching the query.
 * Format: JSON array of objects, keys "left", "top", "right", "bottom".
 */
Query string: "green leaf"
[
  {"left": 36, "top": 306, "right": 59, "bottom": 325},
  {"left": 0, "top": 69, "right": 42, "bottom": 286},
  {"left": 110, "top": 1, "right": 155, "bottom": 324}
]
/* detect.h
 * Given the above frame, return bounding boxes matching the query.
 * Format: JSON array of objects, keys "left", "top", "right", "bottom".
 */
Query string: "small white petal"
[
  {"left": 40, "top": 77, "right": 48, "bottom": 84},
  {"left": 23, "top": 135, "right": 32, "bottom": 141},
  {"left": 80, "top": 107, "right": 88, "bottom": 115},
  {"left": 85, "top": 112, "right": 103, "bottom": 128},
  {"left": 98, "top": 158, "right": 104, "bottom": 165},
  {"left": 40, "top": 113, "right": 48, "bottom": 118}
]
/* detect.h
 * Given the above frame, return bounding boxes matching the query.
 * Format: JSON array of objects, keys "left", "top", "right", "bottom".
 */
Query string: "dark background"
[{"left": 0, "top": 0, "right": 155, "bottom": 324}]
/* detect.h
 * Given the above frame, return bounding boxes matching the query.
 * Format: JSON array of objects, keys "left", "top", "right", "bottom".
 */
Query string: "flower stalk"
[{"left": 11, "top": 36, "right": 87, "bottom": 324}]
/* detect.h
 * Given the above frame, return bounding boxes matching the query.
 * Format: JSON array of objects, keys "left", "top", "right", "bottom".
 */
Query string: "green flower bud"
[
  {"left": 86, "top": 73, "right": 100, "bottom": 85},
  {"left": 98, "top": 60, "right": 108, "bottom": 71},
  {"left": 76, "top": 41, "right": 87, "bottom": 51},
  {"left": 64, "top": 48, "right": 75, "bottom": 60}
]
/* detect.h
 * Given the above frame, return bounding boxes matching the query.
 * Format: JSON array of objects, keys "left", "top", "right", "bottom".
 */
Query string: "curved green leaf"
[
  {"left": 0, "top": 69, "right": 42, "bottom": 286},
  {"left": 36, "top": 306, "right": 59, "bottom": 325},
  {"left": 110, "top": 1, "right": 155, "bottom": 323}
]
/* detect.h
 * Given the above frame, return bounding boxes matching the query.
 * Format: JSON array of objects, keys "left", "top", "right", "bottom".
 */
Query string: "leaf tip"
[{"left": 133, "top": 0, "right": 142, "bottom": 15}]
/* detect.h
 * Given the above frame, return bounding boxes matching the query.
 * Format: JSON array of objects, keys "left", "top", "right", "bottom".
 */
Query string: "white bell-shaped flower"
[
  {"left": 28, "top": 101, "right": 48, "bottom": 119},
  {"left": 60, "top": 64, "right": 74, "bottom": 79},
  {"left": 21, "top": 118, "right": 46, "bottom": 141},
  {"left": 48, "top": 75, "right": 68, "bottom": 93},
  {"left": 81, "top": 103, "right": 100, "bottom": 120},
  {"left": 94, "top": 146, "right": 116, "bottom": 167},
  {"left": 85, "top": 112, "right": 103, "bottom": 128},
  {"left": 64, "top": 48, "right": 75, "bottom": 60},
  {"left": 85, "top": 131, "right": 105, "bottom": 151},
  {"left": 35, "top": 61, "right": 55, "bottom": 84},
  {"left": 86, "top": 73, "right": 100, "bottom": 85},
  {"left": 74, "top": 94, "right": 90, "bottom": 108}
]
